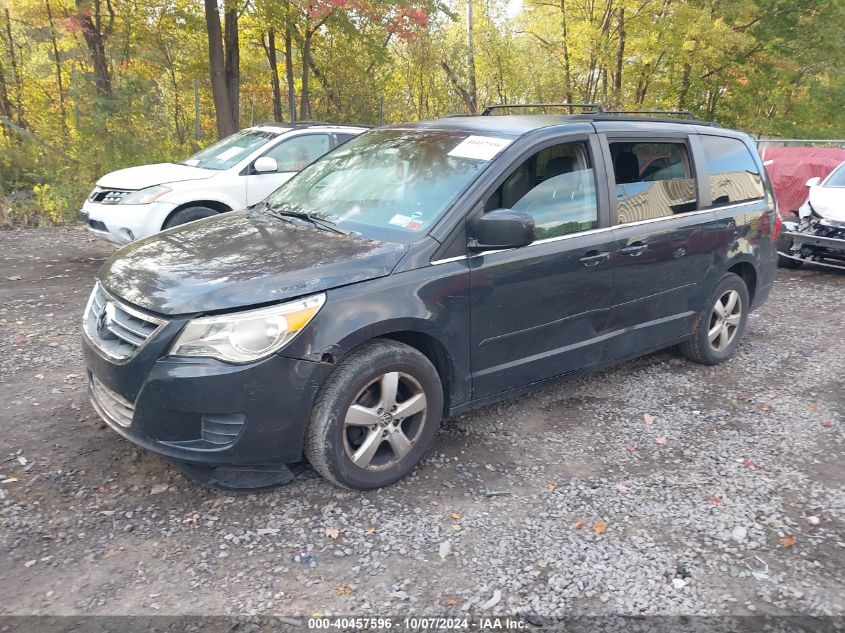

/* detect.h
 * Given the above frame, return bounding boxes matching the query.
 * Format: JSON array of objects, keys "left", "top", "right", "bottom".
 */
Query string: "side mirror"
[
  {"left": 805, "top": 176, "right": 821, "bottom": 187},
  {"left": 254, "top": 156, "right": 278, "bottom": 173},
  {"left": 469, "top": 208, "right": 534, "bottom": 251}
]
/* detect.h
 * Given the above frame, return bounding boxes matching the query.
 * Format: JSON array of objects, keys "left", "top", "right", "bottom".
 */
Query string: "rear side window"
[
  {"left": 266, "top": 134, "right": 331, "bottom": 172},
  {"left": 609, "top": 141, "right": 698, "bottom": 223},
  {"left": 700, "top": 135, "right": 764, "bottom": 206}
]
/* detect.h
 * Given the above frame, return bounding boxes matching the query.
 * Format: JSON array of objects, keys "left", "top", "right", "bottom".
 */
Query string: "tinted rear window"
[
  {"left": 700, "top": 135, "right": 764, "bottom": 206},
  {"left": 609, "top": 141, "right": 698, "bottom": 223}
]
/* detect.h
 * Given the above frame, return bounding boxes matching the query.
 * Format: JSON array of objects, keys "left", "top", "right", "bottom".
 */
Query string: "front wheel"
[
  {"left": 163, "top": 205, "right": 220, "bottom": 229},
  {"left": 777, "top": 232, "right": 803, "bottom": 269},
  {"left": 679, "top": 272, "right": 750, "bottom": 365},
  {"left": 305, "top": 339, "right": 444, "bottom": 490}
]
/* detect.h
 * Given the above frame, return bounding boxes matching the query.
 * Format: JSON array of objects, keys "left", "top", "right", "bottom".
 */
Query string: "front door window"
[{"left": 485, "top": 142, "right": 598, "bottom": 240}]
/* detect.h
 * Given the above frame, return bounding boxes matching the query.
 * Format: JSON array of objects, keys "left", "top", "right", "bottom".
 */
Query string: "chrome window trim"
[
  {"left": 428, "top": 198, "right": 764, "bottom": 266},
  {"left": 429, "top": 255, "right": 469, "bottom": 266}
]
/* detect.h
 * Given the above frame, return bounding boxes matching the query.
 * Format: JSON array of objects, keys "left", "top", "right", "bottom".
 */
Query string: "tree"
[
  {"left": 204, "top": 0, "right": 239, "bottom": 138},
  {"left": 73, "top": 0, "right": 113, "bottom": 97}
]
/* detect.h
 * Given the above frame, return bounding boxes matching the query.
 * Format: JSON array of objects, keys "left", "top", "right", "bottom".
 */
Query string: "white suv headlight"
[
  {"left": 120, "top": 185, "right": 172, "bottom": 205},
  {"left": 170, "top": 293, "right": 326, "bottom": 363}
]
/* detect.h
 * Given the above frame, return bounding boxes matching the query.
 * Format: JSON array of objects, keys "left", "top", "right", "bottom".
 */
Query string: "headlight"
[
  {"left": 169, "top": 293, "right": 326, "bottom": 363},
  {"left": 119, "top": 185, "right": 172, "bottom": 205},
  {"left": 797, "top": 201, "right": 812, "bottom": 219}
]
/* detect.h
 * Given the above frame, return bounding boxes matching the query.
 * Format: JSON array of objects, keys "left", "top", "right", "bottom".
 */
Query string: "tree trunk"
[
  {"left": 0, "top": 59, "right": 13, "bottom": 122},
  {"left": 300, "top": 29, "right": 311, "bottom": 120},
  {"left": 45, "top": 0, "right": 68, "bottom": 136},
  {"left": 284, "top": 0, "right": 297, "bottom": 121},
  {"left": 74, "top": 0, "right": 112, "bottom": 97},
  {"left": 466, "top": 0, "right": 477, "bottom": 113},
  {"left": 559, "top": 0, "right": 573, "bottom": 107},
  {"left": 3, "top": 8, "right": 26, "bottom": 124},
  {"left": 441, "top": 61, "right": 476, "bottom": 114},
  {"left": 223, "top": 4, "right": 239, "bottom": 130},
  {"left": 203, "top": 0, "right": 237, "bottom": 137},
  {"left": 677, "top": 62, "right": 691, "bottom": 111},
  {"left": 613, "top": 7, "right": 624, "bottom": 107},
  {"left": 265, "top": 28, "right": 284, "bottom": 122},
  {"left": 284, "top": 23, "right": 296, "bottom": 120}
]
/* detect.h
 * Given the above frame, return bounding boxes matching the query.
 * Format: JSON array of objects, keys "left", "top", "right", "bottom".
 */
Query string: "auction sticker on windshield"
[
  {"left": 216, "top": 146, "right": 245, "bottom": 161},
  {"left": 448, "top": 135, "right": 512, "bottom": 161},
  {"left": 388, "top": 213, "right": 425, "bottom": 230}
]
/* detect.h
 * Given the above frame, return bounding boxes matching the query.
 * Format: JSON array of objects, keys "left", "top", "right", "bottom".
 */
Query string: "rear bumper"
[{"left": 84, "top": 336, "right": 332, "bottom": 466}]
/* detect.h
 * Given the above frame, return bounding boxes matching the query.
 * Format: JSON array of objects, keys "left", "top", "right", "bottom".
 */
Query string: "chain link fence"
[{"left": 757, "top": 139, "right": 845, "bottom": 216}]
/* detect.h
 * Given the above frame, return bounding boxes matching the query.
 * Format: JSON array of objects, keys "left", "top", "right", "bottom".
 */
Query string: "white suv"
[{"left": 80, "top": 122, "right": 367, "bottom": 244}]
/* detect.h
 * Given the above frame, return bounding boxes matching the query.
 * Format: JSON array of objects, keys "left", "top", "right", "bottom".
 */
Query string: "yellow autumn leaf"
[
  {"left": 779, "top": 535, "right": 797, "bottom": 548},
  {"left": 325, "top": 527, "right": 341, "bottom": 539},
  {"left": 592, "top": 518, "right": 608, "bottom": 536}
]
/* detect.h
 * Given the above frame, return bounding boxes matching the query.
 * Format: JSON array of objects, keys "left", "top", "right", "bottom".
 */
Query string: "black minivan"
[{"left": 83, "top": 110, "right": 780, "bottom": 490}]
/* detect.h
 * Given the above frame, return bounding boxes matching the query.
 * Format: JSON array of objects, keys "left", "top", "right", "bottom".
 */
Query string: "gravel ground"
[{"left": 0, "top": 227, "right": 843, "bottom": 619}]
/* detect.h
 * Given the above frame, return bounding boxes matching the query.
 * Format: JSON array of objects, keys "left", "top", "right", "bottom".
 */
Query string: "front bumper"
[
  {"left": 84, "top": 334, "right": 332, "bottom": 466},
  {"left": 80, "top": 199, "right": 176, "bottom": 244},
  {"left": 787, "top": 230, "right": 845, "bottom": 253}
]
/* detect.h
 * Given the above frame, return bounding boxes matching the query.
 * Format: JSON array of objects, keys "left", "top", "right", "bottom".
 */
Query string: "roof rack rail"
[
  {"left": 481, "top": 103, "right": 601, "bottom": 116},
  {"left": 600, "top": 109, "right": 694, "bottom": 118}
]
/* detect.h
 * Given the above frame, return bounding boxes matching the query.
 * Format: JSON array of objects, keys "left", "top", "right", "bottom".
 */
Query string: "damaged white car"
[{"left": 778, "top": 160, "right": 845, "bottom": 270}]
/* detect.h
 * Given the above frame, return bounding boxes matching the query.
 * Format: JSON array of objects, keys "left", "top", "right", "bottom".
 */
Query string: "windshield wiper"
[{"left": 264, "top": 204, "right": 349, "bottom": 235}]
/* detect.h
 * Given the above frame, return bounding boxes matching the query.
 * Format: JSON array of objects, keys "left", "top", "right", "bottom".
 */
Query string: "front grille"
[
  {"left": 83, "top": 283, "right": 164, "bottom": 361},
  {"left": 90, "top": 373, "right": 135, "bottom": 428},
  {"left": 88, "top": 187, "right": 133, "bottom": 204}
]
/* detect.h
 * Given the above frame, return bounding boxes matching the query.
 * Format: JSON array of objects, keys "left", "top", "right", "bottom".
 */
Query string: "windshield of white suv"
[
  {"left": 182, "top": 129, "right": 280, "bottom": 170},
  {"left": 824, "top": 163, "right": 845, "bottom": 187},
  {"left": 264, "top": 129, "right": 513, "bottom": 241}
]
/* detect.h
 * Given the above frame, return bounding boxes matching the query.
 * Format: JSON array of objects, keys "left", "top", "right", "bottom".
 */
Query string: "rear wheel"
[
  {"left": 163, "top": 205, "right": 220, "bottom": 229},
  {"left": 305, "top": 339, "right": 443, "bottom": 490},
  {"left": 679, "top": 272, "right": 749, "bottom": 365}
]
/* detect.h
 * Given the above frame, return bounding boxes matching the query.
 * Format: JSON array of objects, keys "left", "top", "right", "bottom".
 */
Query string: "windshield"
[
  {"left": 824, "top": 162, "right": 845, "bottom": 187},
  {"left": 264, "top": 129, "right": 513, "bottom": 241},
  {"left": 182, "top": 129, "right": 280, "bottom": 170}
]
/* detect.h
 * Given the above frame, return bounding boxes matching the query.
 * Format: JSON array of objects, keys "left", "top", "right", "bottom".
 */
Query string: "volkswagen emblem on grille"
[{"left": 96, "top": 301, "right": 115, "bottom": 337}]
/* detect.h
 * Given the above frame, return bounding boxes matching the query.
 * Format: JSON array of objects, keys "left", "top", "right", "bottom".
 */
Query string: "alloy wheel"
[
  {"left": 708, "top": 289, "right": 742, "bottom": 352},
  {"left": 342, "top": 372, "right": 428, "bottom": 471}
]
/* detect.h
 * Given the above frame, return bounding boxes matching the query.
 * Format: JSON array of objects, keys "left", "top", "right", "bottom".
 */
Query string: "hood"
[
  {"left": 97, "top": 163, "right": 217, "bottom": 190},
  {"left": 809, "top": 185, "right": 845, "bottom": 223},
  {"left": 98, "top": 211, "right": 407, "bottom": 315}
]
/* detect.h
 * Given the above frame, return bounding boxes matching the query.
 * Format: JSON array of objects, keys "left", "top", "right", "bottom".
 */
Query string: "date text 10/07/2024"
[{"left": 307, "top": 616, "right": 528, "bottom": 630}]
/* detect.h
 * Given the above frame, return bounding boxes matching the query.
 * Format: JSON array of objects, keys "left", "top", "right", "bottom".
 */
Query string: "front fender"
[
  {"left": 280, "top": 264, "right": 473, "bottom": 407},
  {"left": 160, "top": 185, "right": 244, "bottom": 213}
]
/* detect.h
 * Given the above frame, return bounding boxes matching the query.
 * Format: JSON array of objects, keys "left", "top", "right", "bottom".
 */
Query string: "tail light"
[{"left": 772, "top": 212, "right": 783, "bottom": 241}]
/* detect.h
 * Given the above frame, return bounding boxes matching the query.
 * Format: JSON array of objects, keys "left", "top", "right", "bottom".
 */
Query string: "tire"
[
  {"left": 679, "top": 272, "right": 750, "bottom": 365},
  {"left": 163, "top": 205, "right": 220, "bottom": 229},
  {"left": 776, "top": 232, "right": 803, "bottom": 269},
  {"left": 305, "top": 339, "right": 444, "bottom": 490}
]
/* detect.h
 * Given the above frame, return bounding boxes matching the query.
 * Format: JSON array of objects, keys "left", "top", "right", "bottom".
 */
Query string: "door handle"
[
  {"left": 620, "top": 242, "right": 648, "bottom": 256},
  {"left": 579, "top": 250, "right": 610, "bottom": 267}
]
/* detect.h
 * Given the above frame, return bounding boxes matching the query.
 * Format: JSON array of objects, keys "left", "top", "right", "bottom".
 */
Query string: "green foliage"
[{"left": 1, "top": 0, "right": 843, "bottom": 226}]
